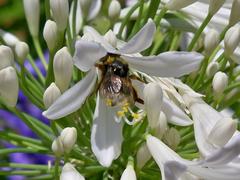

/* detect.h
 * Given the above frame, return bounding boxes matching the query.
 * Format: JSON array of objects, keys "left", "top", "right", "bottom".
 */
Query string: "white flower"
[
  {"left": 60, "top": 127, "right": 77, "bottom": 153},
  {"left": 53, "top": 47, "right": 73, "bottom": 92},
  {"left": 43, "top": 83, "right": 61, "bottom": 109},
  {"left": 212, "top": 71, "right": 228, "bottom": 95},
  {"left": 146, "top": 134, "right": 240, "bottom": 180},
  {"left": 204, "top": 29, "right": 219, "bottom": 56},
  {"left": 50, "top": 0, "right": 69, "bottom": 31},
  {"left": 43, "top": 20, "right": 58, "bottom": 51},
  {"left": 0, "top": 67, "right": 19, "bottom": 107},
  {"left": 224, "top": 24, "right": 240, "bottom": 56},
  {"left": 43, "top": 19, "right": 203, "bottom": 167},
  {"left": 165, "top": 0, "right": 197, "bottom": 10},
  {"left": 60, "top": 163, "right": 85, "bottom": 180},
  {"left": 0, "top": 45, "right": 14, "bottom": 70},
  {"left": 23, "top": 0, "right": 40, "bottom": 37},
  {"left": 15, "top": 41, "right": 29, "bottom": 64},
  {"left": 108, "top": 0, "right": 121, "bottom": 20},
  {"left": 120, "top": 164, "right": 137, "bottom": 180}
]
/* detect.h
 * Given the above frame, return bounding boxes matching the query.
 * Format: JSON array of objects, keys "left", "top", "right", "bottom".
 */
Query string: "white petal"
[
  {"left": 69, "top": 0, "right": 83, "bottom": 35},
  {"left": 119, "top": 19, "right": 156, "bottom": 54},
  {"left": 91, "top": 94, "right": 123, "bottom": 167},
  {"left": 43, "top": 68, "right": 97, "bottom": 119},
  {"left": 60, "top": 163, "right": 85, "bottom": 180},
  {"left": 120, "top": 165, "right": 137, "bottom": 180},
  {"left": 87, "top": 0, "right": 102, "bottom": 20},
  {"left": 136, "top": 143, "right": 151, "bottom": 169},
  {"left": 164, "top": 161, "right": 187, "bottom": 180},
  {"left": 83, "top": 26, "right": 119, "bottom": 54},
  {"left": 73, "top": 40, "right": 107, "bottom": 72},
  {"left": 162, "top": 97, "right": 193, "bottom": 126},
  {"left": 183, "top": 95, "right": 223, "bottom": 156},
  {"left": 121, "top": 51, "right": 204, "bottom": 77},
  {"left": 204, "top": 133, "right": 240, "bottom": 166},
  {"left": 143, "top": 83, "right": 163, "bottom": 129}
]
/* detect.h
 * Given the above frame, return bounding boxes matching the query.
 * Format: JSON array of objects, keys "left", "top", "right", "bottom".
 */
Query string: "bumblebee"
[{"left": 96, "top": 56, "right": 143, "bottom": 107}]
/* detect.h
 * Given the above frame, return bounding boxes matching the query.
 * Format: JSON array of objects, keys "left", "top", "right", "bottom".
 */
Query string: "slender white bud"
[
  {"left": 50, "top": 0, "right": 69, "bottom": 31},
  {"left": 0, "top": 67, "right": 18, "bottom": 107},
  {"left": 212, "top": 71, "right": 228, "bottom": 95},
  {"left": 143, "top": 83, "right": 163, "bottom": 129},
  {"left": 206, "top": 62, "right": 219, "bottom": 78},
  {"left": 15, "top": 41, "right": 29, "bottom": 64},
  {"left": 23, "top": 0, "right": 40, "bottom": 37},
  {"left": 53, "top": 47, "right": 73, "bottom": 92},
  {"left": 60, "top": 127, "right": 77, "bottom": 153},
  {"left": 163, "top": 128, "right": 180, "bottom": 150},
  {"left": 208, "top": 0, "right": 225, "bottom": 15},
  {"left": 108, "top": 0, "right": 121, "bottom": 20},
  {"left": 104, "top": 30, "right": 117, "bottom": 48},
  {"left": 229, "top": 0, "right": 240, "bottom": 26},
  {"left": 0, "top": 45, "right": 14, "bottom": 70},
  {"left": 0, "top": 30, "right": 19, "bottom": 47},
  {"left": 224, "top": 25, "right": 240, "bottom": 56},
  {"left": 60, "top": 163, "right": 85, "bottom": 180},
  {"left": 52, "top": 137, "right": 64, "bottom": 156},
  {"left": 208, "top": 118, "right": 237, "bottom": 147},
  {"left": 43, "top": 20, "right": 58, "bottom": 51},
  {"left": 43, "top": 83, "right": 61, "bottom": 109},
  {"left": 166, "top": 0, "right": 197, "bottom": 10},
  {"left": 136, "top": 143, "right": 151, "bottom": 169},
  {"left": 120, "top": 165, "right": 137, "bottom": 180},
  {"left": 204, "top": 29, "right": 219, "bottom": 56}
]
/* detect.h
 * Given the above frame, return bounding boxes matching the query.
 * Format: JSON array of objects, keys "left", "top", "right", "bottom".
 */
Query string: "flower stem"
[
  {"left": 187, "top": 13, "right": 213, "bottom": 51},
  {"left": 33, "top": 37, "right": 48, "bottom": 69}
]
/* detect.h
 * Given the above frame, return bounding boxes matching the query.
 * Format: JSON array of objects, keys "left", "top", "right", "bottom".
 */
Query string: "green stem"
[
  {"left": 45, "top": 52, "right": 54, "bottom": 87},
  {"left": 33, "top": 37, "right": 48, "bottom": 69},
  {"left": 0, "top": 163, "right": 49, "bottom": 170},
  {"left": 27, "top": 55, "right": 45, "bottom": 84},
  {"left": 188, "top": 13, "right": 213, "bottom": 51},
  {"left": 54, "top": 158, "right": 60, "bottom": 180},
  {"left": 154, "top": 7, "right": 167, "bottom": 27}
]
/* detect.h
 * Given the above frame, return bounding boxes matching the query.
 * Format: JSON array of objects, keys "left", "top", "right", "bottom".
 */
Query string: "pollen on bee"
[
  {"left": 106, "top": 56, "right": 114, "bottom": 64},
  {"left": 106, "top": 98, "right": 112, "bottom": 106}
]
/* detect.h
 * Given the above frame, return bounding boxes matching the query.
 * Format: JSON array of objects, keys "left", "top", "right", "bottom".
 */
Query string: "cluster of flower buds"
[{"left": 52, "top": 127, "right": 77, "bottom": 156}]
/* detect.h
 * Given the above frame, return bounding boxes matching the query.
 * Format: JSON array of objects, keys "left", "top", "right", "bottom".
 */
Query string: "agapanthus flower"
[{"left": 43, "top": 19, "right": 203, "bottom": 167}]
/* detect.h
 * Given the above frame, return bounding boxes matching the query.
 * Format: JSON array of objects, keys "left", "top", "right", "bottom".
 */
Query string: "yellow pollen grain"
[
  {"left": 106, "top": 99, "right": 112, "bottom": 106},
  {"left": 117, "top": 111, "right": 125, "bottom": 117},
  {"left": 122, "top": 106, "right": 128, "bottom": 113},
  {"left": 132, "top": 113, "right": 140, "bottom": 120}
]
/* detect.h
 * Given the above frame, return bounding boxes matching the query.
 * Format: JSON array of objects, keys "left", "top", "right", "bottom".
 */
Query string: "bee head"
[{"left": 109, "top": 60, "right": 129, "bottom": 77}]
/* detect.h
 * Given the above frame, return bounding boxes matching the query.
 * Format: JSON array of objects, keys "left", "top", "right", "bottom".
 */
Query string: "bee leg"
[{"left": 129, "top": 74, "right": 146, "bottom": 83}]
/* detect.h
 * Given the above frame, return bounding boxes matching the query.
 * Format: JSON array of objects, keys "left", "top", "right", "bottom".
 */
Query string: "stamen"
[
  {"left": 106, "top": 99, "right": 112, "bottom": 106},
  {"left": 117, "top": 110, "right": 125, "bottom": 117}
]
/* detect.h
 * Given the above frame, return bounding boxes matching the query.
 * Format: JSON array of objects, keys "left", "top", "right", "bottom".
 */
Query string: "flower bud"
[
  {"left": 52, "top": 137, "right": 64, "bottom": 157},
  {"left": 154, "top": 112, "right": 168, "bottom": 139},
  {"left": 0, "top": 67, "right": 19, "bottom": 107},
  {"left": 165, "top": 0, "right": 197, "bottom": 10},
  {"left": 23, "top": 0, "right": 40, "bottom": 37},
  {"left": 163, "top": 127, "right": 180, "bottom": 150},
  {"left": 0, "top": 45, "right": 14, "bottom": 70},
  {"left": 15, "top": 41, "right": 29, "bottom": 64},
  {"left": 143, "top": 83, "right": 163, "bottom": 129},
  {"left": 60, "top": 163, "right": 85, "bottom": 180},
  {"left": 60, "top": 127, "right": 77, "bottom": 153},
  {"left": 0, "top": 30, "right": 19, "bottom": 47},
  {"left": 229, "top": 0, "right": 240, "bottom": 26},
  {"left": 108, "top": 0, "right": 121, "bottom": 21},
  {"left": 50, "top": 0, "right": 69, "bottom": 31},
  {"left": 53, "top": 47, "right": 73, "bottom": 92},
  {"left": 43, "top": 20, "right": 58, "bottom": 51},
  {"left": 224, "top": 25, "right": 240, "bottom": 56},
  {"left": 136, "top": 143, "right": 151, "bottom": 169},
  {"left": 120, "top": 165, "right": 137, "bottom": 180},
  {"left": 80, "top": 0, "right": 92, "bottom": 19},
  {"left": 43, "top": 83, "right": 61, "bottom": 109},
  {"left": 208, "top": 0, "right": 225, "bottom": 15},
  {"left": 212, "top": 71, "right": 228, "bottom": 95},
  {"left": 204, "top": 29, "right": 219, "bottom": 56},
  {"left": 208, "top": 118, "right": 237, "bottom": 147},
  {"left": 206, "top": 61, "right": 219, "bottom": 78},
  {"left": 104, "top": 30, "right": 117, "bottom": 48}
]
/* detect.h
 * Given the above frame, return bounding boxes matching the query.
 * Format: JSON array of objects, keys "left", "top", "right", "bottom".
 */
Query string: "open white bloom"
[
  {"left": 146, "top": 134, "right": 240, "bottom": 180},
  {"left": 60, "top": 163, "right": 85, "bottom": 180},
  {"left": 43, "top": 19, "right": 203, "bottom": 167}
]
